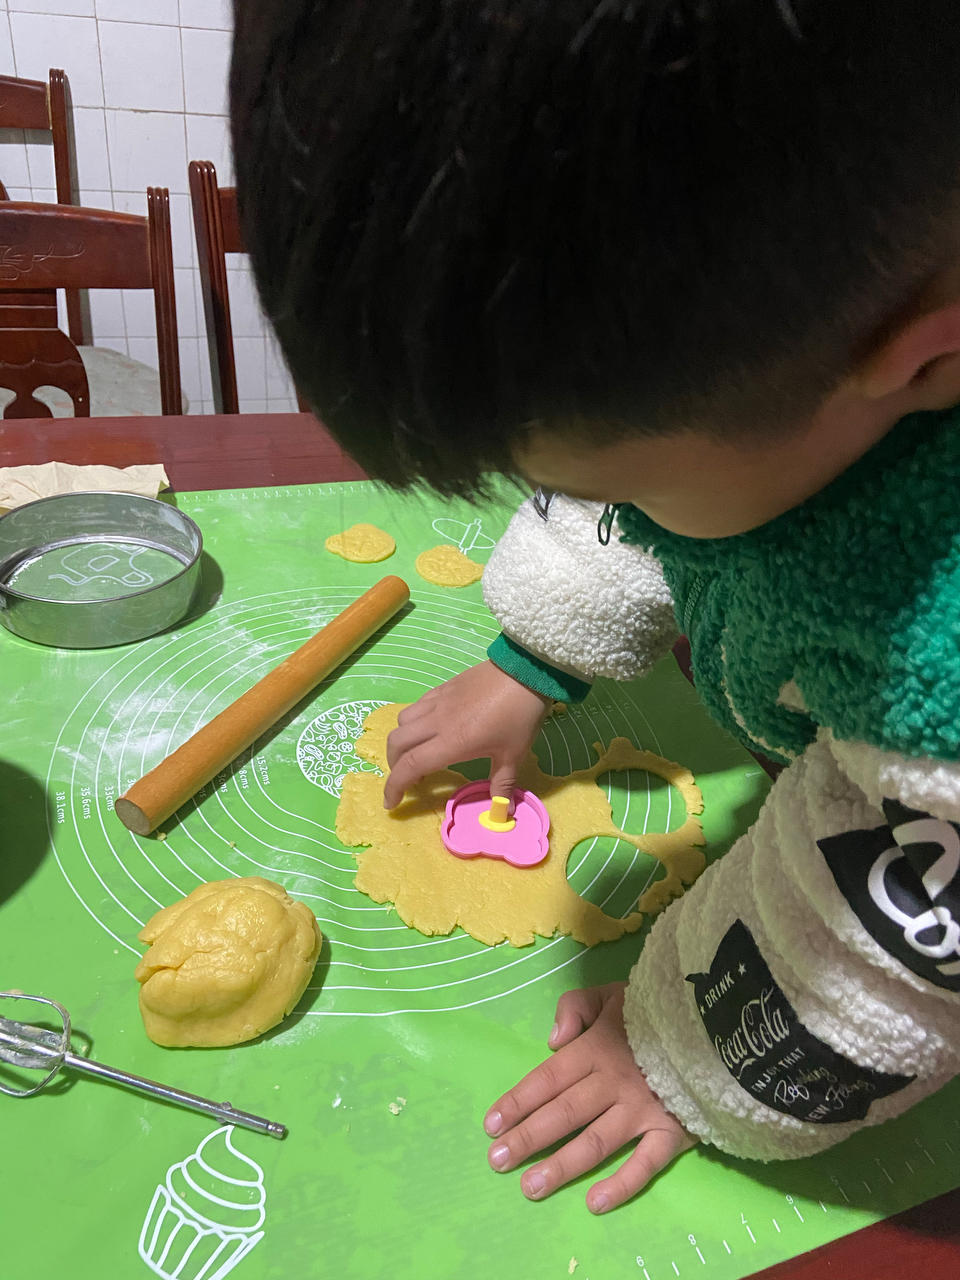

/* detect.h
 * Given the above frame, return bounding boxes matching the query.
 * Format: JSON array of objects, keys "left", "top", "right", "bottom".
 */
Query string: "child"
[{"left": 231, "top": 1, "right": 960, "bottom": 1212}]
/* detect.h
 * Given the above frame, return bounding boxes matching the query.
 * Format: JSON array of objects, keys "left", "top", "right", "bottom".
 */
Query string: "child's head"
[{"left": 231, "top": 1, "right": 960, "bottom": 532}]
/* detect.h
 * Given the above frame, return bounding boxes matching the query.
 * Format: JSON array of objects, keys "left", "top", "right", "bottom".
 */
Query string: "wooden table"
[
  {"left": 2, "top": 411, "right": 957, "bottom": 1278},
  {"left": 0, "top": 411, "right": 367, "bottom": 490}
]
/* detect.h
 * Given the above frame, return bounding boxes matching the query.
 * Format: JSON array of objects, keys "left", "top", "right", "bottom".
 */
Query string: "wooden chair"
[
  {"left": 0, "top": 193, "right": 182, "bottom": 418},
  {"left": 0, "top": 68, "right": 88, "bottom": 346},
  {"left": 189, "top": 158, "right": 307, "bottom": 413}
]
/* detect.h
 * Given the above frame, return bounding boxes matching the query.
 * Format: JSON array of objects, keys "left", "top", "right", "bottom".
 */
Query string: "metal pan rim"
[{"left": 0, "top": 490, "right": 203, "bottom": 606}]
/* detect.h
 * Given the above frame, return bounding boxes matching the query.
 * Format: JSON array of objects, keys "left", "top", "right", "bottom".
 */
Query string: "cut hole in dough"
[
  {"left": 599, "top": 768, "right": 687, "bottom": 836},
  {"left": 566, "top": 833, "right": 666, "bottom": 915},
  {"left": 336, "top": 704, "right": 705, "bottom": 947},
  {"left": 325, "top": 523, "right": 396, "bottom": 563}
]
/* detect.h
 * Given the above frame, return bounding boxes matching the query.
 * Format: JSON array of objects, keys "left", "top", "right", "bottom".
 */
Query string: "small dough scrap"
[
  {"left": 326, "top": 523, "right": 396, "bottom": 563},
  {"left": 135, "top": 876, "right": 322, "bottom": 1047},
  {"left": 415, "top": 544, "right": 484, "bottom": 587},
  {"left": 337, "top": 704, "right": 705, "bottom": 947}
]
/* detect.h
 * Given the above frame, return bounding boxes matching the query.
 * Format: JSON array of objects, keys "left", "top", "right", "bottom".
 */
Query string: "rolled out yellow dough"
[
  {"left": 135, "top": 876, "right": 322, "bottom": 1047},
  {"left": 325, "top": 523, "right": 396, "bottom": 563},
  {"left": 336, "top": 704, "right": 705, "bottom": 948},
  {"left": 414, "top": 544, "right": 484, "bottom": 587}
]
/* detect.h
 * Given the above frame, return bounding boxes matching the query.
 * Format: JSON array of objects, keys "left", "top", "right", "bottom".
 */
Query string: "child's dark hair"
[{"left": 231, "top": 1, "right": 960, "bottom": 496}]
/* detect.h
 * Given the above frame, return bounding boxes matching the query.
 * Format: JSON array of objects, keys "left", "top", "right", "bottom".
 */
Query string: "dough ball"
[
  {"left": 325, "top": 523, "right": 396, "bottom": 563},
  {"left": 135, "top": 876, "right": 322, "bottom": 1047},
  {"left": 415, "top": 545, "right": 484, "bottom": 587}
]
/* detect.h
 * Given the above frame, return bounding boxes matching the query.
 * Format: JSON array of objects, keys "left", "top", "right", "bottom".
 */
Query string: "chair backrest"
[
  {"left": 189, "top": 158, "right": 308, "bottom": 414},
  {"left": 0, "top": 69, "right": 87, "bottom": 345},
  {"left": 0, "top": 192, "right": 181, "bottom": 418},
  {"left": 189, "top": 159, "right": 243, "bottom": 414}
]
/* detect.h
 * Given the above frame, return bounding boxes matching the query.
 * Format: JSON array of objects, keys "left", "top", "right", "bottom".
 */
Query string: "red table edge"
[
  {"left": 0, "top": 412, "right": 368, "bottom": 491},
  {"left": 755, "top": 1186, "right": 960, "bottom": 1278}
]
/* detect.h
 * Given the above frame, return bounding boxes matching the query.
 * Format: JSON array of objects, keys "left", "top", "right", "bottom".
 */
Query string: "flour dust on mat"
[{"left": 336, "top": 704, "right": 706, "bottom": 947}]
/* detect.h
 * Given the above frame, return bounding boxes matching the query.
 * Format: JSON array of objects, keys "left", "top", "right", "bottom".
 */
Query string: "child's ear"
[{"left": 856, "top": 299, "right": 960, "bottom": 404}]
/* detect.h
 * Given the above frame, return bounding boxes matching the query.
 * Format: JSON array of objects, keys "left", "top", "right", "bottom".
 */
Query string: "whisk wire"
[{"left": 0, "top": 993, "right": 70, "bottom": 1098}]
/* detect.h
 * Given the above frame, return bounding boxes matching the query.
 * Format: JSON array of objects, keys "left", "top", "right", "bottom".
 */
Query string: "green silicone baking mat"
[{"left": 2, "top": 481, "right": 957, "bottom": 1280}]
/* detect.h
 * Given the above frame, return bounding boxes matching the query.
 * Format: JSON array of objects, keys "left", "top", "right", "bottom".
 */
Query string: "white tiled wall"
[{"left": 0, "top": 0, "right": 298, "bottom": 414}]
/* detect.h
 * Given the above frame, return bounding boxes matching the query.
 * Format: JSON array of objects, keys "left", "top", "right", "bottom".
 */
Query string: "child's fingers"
[
  {"left": 386, "top": 718, "right": 436, "bottom": 769},
  {"left": 394, "top": 691, "right": 438, "bottom": 726},
  {"left": 484, "top": 1044, "right": 590, "bottom": 1137},
  {"left": 585, "top": 1127, "right": 694, "bottom": 1214},
  {"left": 517, "top": 1104, "right": 635, "bottom": 1201},
  {"left": 548, "top": 985, "right": 609, "bottom": 1048},
  {"left": 487, "top": 1077, "right": 607, "bottom": 1173},
  {"left": 382, "top": 738, "right": 453, "bottom": 808}
]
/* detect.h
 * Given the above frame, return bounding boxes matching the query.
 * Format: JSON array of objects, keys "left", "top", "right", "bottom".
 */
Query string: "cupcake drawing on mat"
[{"left": 138, "top": 1125, "right": 266, "bottom": 1280}]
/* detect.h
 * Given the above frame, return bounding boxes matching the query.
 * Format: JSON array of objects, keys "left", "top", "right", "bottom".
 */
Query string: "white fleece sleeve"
[
  {"left": 623, "top": 732, "right": 960, "bottom": 1161},
  {"left": 482, "top": 494, "right": 677, "bottom": 682}
]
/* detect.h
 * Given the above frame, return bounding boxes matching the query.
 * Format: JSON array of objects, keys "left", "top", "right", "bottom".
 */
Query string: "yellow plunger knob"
[{"left": 478, "top": 795, "right": 516, "bottom": 832}]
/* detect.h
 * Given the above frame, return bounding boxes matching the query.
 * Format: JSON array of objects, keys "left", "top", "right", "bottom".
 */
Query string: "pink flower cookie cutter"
[{"left": 441, "top": 783, "right": 550, "bottom": 868}]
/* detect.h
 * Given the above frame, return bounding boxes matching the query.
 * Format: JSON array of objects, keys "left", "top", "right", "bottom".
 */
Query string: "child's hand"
[
  {"left": 383, "top": 660, "right": 552, "bottom": 808},
  {"left": 483, "top": 983, "right": 696, "bottom": 1212}
]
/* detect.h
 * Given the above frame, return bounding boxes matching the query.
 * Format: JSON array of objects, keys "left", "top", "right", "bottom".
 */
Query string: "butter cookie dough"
[
  {"left": 325, "top": 523, "right": 396, "bottom": 563},
  {"left": 337, "top": 704, "right": 705, "bottom": 948},
  {"left": 135, "top": 876, "right": 321, "bottom": 1047},
  {"left": 415, "top": 544, "right": 483, "bottom": 587}
]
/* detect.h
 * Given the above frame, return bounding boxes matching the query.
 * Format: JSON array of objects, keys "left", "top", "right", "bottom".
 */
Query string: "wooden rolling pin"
[{"left": 115, "top": 575, "right": 410, "bottom": 836}]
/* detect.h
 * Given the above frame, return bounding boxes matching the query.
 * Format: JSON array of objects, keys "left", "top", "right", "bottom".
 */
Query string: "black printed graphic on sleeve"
[
  {"left": 818, "top": 800, "right": 960, "bottom": 993},
  {"left": 685, "top": 921, "right": 913, "bottom": 1124}
]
